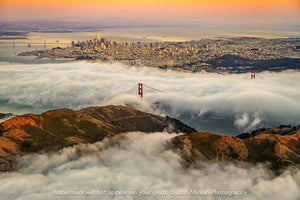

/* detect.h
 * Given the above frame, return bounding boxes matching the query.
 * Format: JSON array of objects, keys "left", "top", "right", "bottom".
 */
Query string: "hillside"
[
  {"left": 0, "top": 105, "right": 196, "bottom": 172},
  {"left": 172, "top": 130, "right": 300, "bottom": 171}
]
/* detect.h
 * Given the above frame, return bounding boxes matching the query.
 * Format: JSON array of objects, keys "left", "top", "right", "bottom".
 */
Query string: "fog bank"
[
  {"left": 0, "top": 61, "right": 299, "bottom": 135},
  {"left": 0, "top": 132, "right": 299, "bottom": 200}
]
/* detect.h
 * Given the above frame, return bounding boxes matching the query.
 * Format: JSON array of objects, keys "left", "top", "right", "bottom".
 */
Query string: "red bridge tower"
[
  {"left": 138, "top": 83, "right": 143, "bottom": 98},
  {"left": 251, "top": 71, "right": 256, "bottom": 79}
]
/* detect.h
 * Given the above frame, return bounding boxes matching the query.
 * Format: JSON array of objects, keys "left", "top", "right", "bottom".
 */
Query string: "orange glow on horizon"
[{"left": 0, "top": 0, "right": 299, "bottom": 24}]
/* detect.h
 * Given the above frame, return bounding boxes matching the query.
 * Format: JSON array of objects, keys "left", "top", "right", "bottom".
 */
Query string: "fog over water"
[
  {"left": 0, "top": 132, "right": 299, "bottom": 200},
  {"left": 0, "top": 61, "right": 300, "bottom": 135}
]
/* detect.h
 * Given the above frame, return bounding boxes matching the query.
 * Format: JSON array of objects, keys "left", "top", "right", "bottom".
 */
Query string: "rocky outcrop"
[{"left": 0, "top": 113, "right": 13, "bottom": 121}]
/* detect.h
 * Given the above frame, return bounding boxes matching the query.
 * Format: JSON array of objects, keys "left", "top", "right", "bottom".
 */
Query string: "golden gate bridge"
[
  {"left": 127, "top": 71, "right": 258, "bottom": 99},
  {"left": 127, "top": 83, "right": 166, "bottom": 99}
]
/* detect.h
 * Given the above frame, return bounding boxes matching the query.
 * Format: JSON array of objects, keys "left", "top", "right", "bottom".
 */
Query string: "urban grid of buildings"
[{"left": 19, "top": 34, "right": 300, "bottom": 73}]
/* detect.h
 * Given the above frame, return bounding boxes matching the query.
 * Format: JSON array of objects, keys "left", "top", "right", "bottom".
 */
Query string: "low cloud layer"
[
  {"left": 0, "top": 61, "right": 300, "bottom": 135},
  {"left": 0, "top": 132, "right": 299, "bottom": 200}
]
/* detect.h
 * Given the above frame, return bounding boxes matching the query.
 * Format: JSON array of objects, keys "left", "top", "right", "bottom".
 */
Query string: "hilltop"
[{"left": 172, "top": 130, "right": 300, "bottom": 172}]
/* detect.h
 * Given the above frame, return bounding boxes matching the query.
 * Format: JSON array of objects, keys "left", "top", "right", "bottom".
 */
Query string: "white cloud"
[
  {"left": 0, "top": 61, "right": 299, "bottom": 135},
  {"left": 234, "top": 112, "right": 249, "bottom": 128},
  {"left": 0, "top": 132, "right": 298, "bottom": 200}
]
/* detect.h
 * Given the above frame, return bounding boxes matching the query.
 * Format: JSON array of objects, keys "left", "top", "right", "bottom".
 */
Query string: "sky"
[{"left": 0, "top": 0, "right": 299, "bottom": 25}]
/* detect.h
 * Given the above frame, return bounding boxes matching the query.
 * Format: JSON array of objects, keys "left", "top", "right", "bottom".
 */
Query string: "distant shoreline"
[{"left": 0, "top": 37, "right": 28, "bottom": 40}]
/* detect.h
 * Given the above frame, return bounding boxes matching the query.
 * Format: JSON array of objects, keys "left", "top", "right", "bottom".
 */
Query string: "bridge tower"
[
  {"left": 251, "top": 71, "right": 256, "bottom": 79},
  {"left": 138, "top": 83, "right": 143, "bottom": 98}
]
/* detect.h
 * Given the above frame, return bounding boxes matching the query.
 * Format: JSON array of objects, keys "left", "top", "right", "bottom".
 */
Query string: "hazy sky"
[{"left": 0, "top": 0, "right": 299, "bottom": 25}]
